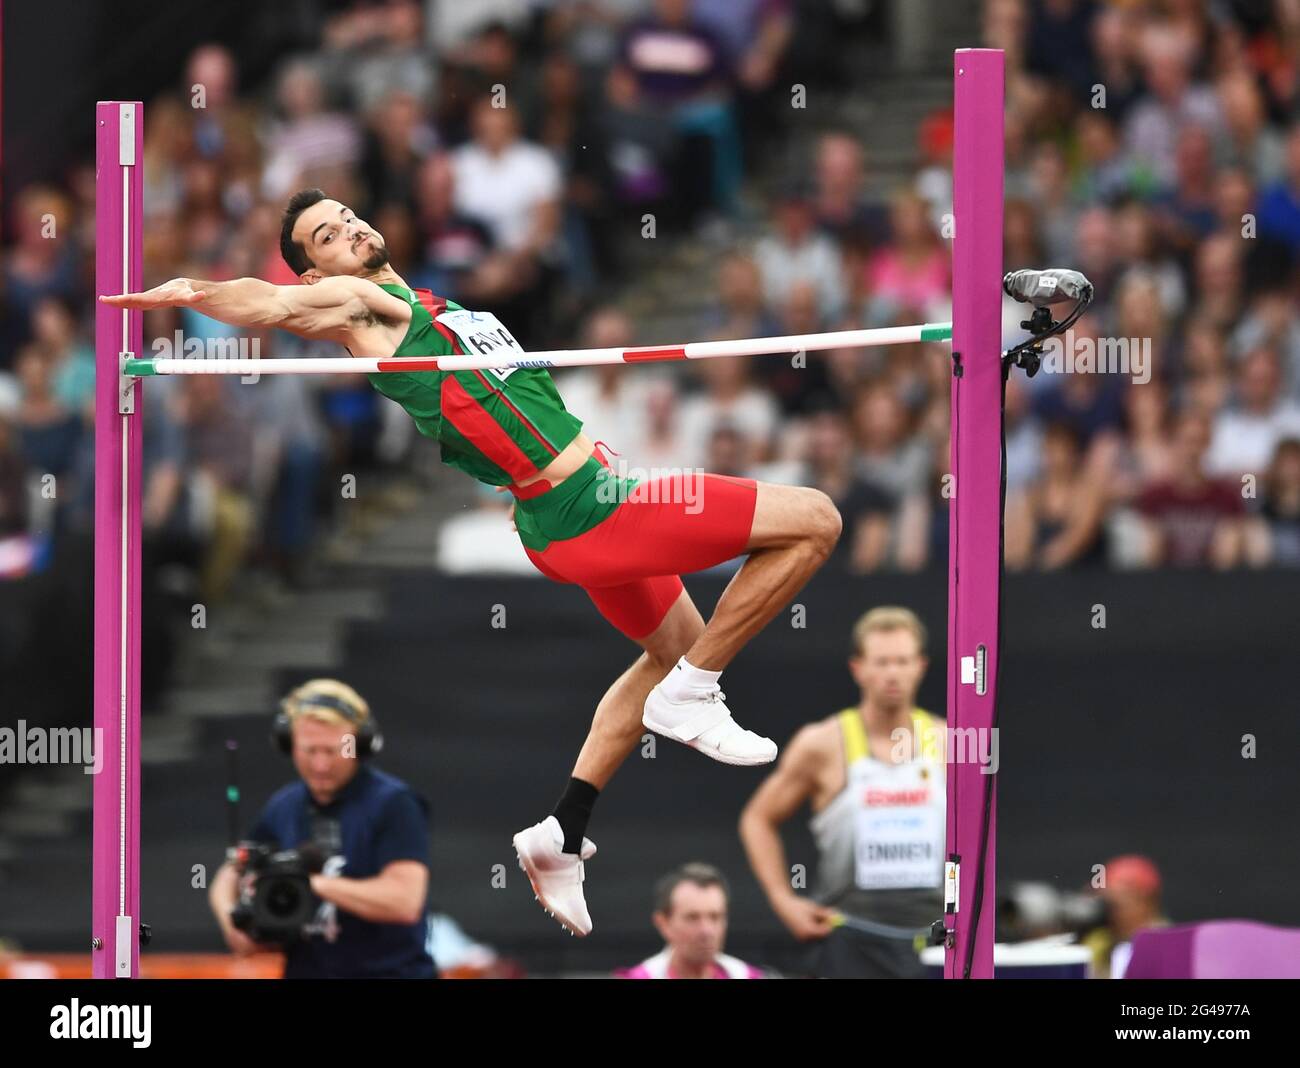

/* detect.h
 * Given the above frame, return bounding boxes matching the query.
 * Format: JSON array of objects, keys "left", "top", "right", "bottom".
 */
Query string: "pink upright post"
[
  {"left": 94, "top": 101, "right": 144, "bottom": 978},
  {"left": 945, "top": 50, "right": 1004, "bottom": 979}
]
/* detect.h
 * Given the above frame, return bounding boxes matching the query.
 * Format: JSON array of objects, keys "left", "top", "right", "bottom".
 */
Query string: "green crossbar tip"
[
  {"left": 123, "top": 359, "right": 157, "bottom": 376},
  {"left": 920, "top": 323, "right": 953, "bottom": 342}
]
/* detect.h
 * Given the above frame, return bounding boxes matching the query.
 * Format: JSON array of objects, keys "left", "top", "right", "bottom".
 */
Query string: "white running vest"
[{"left": 810, "top": 708, "right": 946, "bottom": 907}]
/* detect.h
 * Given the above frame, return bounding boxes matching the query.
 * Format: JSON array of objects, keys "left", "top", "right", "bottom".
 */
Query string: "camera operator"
[{"left": 208, "top": 678, "right": 436, "bottom": 978}]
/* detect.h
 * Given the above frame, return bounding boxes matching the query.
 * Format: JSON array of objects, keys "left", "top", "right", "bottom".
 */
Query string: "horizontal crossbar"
[{"left": 122, "top": 322, "right": 952, "bottom": 376}]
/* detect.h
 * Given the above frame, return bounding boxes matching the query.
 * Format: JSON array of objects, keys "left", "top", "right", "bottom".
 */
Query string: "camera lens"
[{"left": 267, "top": 880, "right": 303, "bottom": 918}]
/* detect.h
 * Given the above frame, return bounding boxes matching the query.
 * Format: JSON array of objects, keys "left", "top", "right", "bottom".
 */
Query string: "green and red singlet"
[
  {"left": 364, "top": 283, "right": 626, "bottom": 549},
  {"left": 365, "top": 284, "right": 582, "bottom": 483}
]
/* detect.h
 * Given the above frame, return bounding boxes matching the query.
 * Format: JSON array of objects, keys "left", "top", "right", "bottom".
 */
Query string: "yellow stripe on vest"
[
  {"left": 837, "top": 707, "right": 943, "bottom": 765},
  {"left": 837, "top": 708, "right": 869, "bottom": 763}
]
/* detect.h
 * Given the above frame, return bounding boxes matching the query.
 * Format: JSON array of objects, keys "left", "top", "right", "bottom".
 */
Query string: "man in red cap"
[{"left": 1084, "top": 854, "right": 1170, "bottom": 978}]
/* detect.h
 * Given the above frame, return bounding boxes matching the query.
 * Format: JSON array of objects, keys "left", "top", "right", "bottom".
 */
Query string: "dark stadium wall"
[
  {"left": 313, "top": 566, "right": 1296, "bottom": 971},
  {"left": 4, "top": 565, "right": 1294, "bottom": 970}
]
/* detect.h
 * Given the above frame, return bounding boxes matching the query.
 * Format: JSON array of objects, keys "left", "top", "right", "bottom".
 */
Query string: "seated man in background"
[{"left": 614, "top": 863, "right": 766, "bottom": 979}]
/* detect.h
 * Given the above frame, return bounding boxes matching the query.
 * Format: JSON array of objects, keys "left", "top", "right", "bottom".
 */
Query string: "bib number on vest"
[
  {"left": 435, "top": 309, "right": 525, "bottom": 382},
  {"left": 852, "top": 766, "right": 945, "bottom": 891}
]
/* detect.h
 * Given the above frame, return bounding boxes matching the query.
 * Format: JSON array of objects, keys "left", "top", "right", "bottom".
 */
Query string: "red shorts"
[{"left": 522, "top": 452, "right": 758, "bottom": 641}]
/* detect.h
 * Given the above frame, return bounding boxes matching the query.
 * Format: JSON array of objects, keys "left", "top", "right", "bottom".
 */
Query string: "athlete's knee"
[
  {"left": 641, "top": 634, "right": 690, "bottom": 675},
  {"left": 804, "top": 489, "right": 842, "bottom": 557},
  {"left": 640, "top": 606, "right": 703, "bottom": 669},
  {"left": 641, "top": 646, "right": 676, "bottom": 676}
]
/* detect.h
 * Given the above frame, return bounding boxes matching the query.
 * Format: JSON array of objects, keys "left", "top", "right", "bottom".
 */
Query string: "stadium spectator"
[
  {"left": 614, "top": 863, "right": 766, "bottom": 979},
  {"left": 678, "top": 354, "right": 779, "bottom": 471},
  {"left": 1005, "top": 421, "right": 1107, "bottom": 570},
  {"left": 1256, "top": 123, "right": 1300, "bottom": 246},
  {"left": 1206, "top": 346, "right": 1300, "bottom": 478},
  {"left": 794, "top": 403, "right": 893, "bottom": 574},
  {"left": 552, "top": 308, "right": 657, "bottom": 464},
  {"left": 452, "top": 95, "right": 563, "bottom": 340},
  {"left": 1246, "top": 437, "right": 1300, "bottom": 566},
  {"left": 170, "top": 376, "right": 258, "bottom": 601},
  {"left": 1122, "top": 26, "right": 1223, "bottom": 188},
  {"left": 611, "top": 0, "right": 742, "bottom": 224},
  {"left": 863, "top": 189, "right": 950, "bottom": 326},
  {"left": 811, "top": 132, "right": 889, "bottom": 253},
  {"left": 1137, "top": 411, "right": 1246, "bottom": 568},
  {"left": 754, "top": 181, "right": 847, "bottom": 325}
]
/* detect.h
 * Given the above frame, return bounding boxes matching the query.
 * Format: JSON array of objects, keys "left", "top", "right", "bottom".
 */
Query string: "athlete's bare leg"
[
  {"left": 685, "top": 482, "right": 841, "bottom": 670},
  {"left": 571, "top": 588, "right": 705, "bottom": 789},
  {"left": 513, "top": 594, "right": 703, "bottom": 937},
  {"left": 514, "top": 490, "right": 834, "bottom": 932}
]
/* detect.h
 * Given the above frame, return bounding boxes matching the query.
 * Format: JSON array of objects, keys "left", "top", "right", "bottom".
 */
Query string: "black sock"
[{"left": 551, "top": 777, "right": 600, "bottom": 854}]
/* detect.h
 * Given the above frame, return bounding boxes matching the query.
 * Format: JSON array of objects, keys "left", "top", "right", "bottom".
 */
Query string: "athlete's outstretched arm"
[{"left": 99, "top": 275, "right": 390, "bottom": 343}]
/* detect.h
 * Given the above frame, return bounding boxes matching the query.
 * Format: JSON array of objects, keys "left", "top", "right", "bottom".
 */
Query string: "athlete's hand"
[
  {"left": 493, "top": 485, "right": 516, "bottom": 531},
  {"left": 99, "top": 277, "right": 207, "bottom": 310},
  {"left": 773, "top": 895, "right": 838, "bottom": 941}
]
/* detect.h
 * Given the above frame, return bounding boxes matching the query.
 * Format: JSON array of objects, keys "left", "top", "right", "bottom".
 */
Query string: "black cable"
[{"left": 959, "top": 358, "right": 1010, "bottom": 979}]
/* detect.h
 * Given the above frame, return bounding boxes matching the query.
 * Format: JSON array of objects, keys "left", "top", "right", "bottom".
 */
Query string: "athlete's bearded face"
[{"left": 293, "top": 198, "right": 390, "bottom": 279}]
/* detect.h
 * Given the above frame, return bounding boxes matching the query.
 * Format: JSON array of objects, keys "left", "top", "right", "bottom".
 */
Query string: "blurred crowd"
[
  {"left": 986, "top": 0, "right": 1300, "bottom": 571},
  {"left": 4, "top": 0, "right": 1300, "bottom": 615},
  {"left": 1, "top": 0, "right": 827, "bottom": 597},
  {"left": 444, "top": 0, "right": 1300, "bottom": 575}
]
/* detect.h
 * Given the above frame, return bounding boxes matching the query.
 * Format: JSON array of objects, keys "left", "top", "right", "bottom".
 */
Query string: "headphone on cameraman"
[{"left": 271, "top": 682, "right": 384, "bottom": 759}]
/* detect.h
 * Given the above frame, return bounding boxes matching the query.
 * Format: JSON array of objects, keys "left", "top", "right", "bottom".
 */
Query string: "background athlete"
[
  {"left": 739, "top": 606, "right": 946, "bottom": 978},
  {"left": 102, "top": 191, "right": 842, "bottom": 937}
]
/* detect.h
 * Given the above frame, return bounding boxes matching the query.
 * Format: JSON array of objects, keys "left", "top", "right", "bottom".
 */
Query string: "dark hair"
[
  {"left": 653, "top": 863, "right": 730, "bottom": 916},
  {"left": 1269, "top": 437, "right": 1300, "bottom": 480},
  {"left": 280, "top": 188, "right": 329, "bottom": 276},
  {"left": 850, "top": 606, "right": 928, "bottom": 660},
  {"left": 1042, "top": 419, "right": 1083, "bottom": 452},
  {"left": 803, "top": 389, "right": 846, "bottom": 417},
  {"left": 479, "top": 19, "right": 514, "bottom": 41}
]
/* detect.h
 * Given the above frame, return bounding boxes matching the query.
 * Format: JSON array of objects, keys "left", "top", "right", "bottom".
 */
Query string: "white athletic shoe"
[
  {"left": 512, "top": 815, "right": 596, "bottom": 937},
  {"left": 643, "top": 684, "right": 778, "bottom": 766}
]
